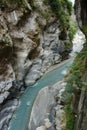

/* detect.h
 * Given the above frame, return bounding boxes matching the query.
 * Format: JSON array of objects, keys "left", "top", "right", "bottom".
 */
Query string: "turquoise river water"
[{"left": 8, "top": 59, "right": 72, "bottom": 130}]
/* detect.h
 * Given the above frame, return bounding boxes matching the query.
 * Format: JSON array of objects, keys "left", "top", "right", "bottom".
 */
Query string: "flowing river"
[
  {"left": 8, "top": 29, "right": 86, "bottom": 130},
  {"left": 8, "top": 59, "right": 72, "bottom": 130}
]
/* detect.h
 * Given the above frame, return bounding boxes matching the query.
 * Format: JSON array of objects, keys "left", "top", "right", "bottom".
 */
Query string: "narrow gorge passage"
[
  {"left": 0, "top": 0, "right": 87, "bottom": 130},
  {"left": 8, "top": 59, "right": 72, "bottom": 130},
  {"left": 8, "top": 28, "right": 85, "bottom": 130}
]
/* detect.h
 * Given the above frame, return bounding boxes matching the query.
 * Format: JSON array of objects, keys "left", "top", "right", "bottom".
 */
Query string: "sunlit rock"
[{"left": 36, "top": 126, "right": 46, "bottom": 130}]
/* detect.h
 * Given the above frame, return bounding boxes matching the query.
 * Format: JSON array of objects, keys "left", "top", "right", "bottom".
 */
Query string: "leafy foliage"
[
  {"left": 62, "top": 43, "right": 87, "bottom": 130},
  {"left": 48, "top": 0, "right": 76, "bottom": 45},
  {"left": 48, "top": 0, "right": 73, "bottom": 29},
  {"left": 63, "top": 43, "right": 87, "bottom": 102},
  {"left": 81, "top": 25, "right": 87, "bottom": 37},
  {"left": 1, "top": 0, "right": 30, "bottom": 9},
  {"left": 63, "top": 105, "right": 75, "bottom": 130},
  {"left": 69, "top": 24, "right": 76, "bottom": 41}
]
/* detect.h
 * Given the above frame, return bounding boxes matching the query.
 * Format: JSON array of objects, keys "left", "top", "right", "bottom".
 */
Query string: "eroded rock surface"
[
  {"left": 28, "top": 81, "right": 66, "bottom": 130},
  {"left": 0, "top": 0, "right": 72, "bottom": 129},
  {"left": 0, "top": 0, "right": 72, "bottom": 104}
]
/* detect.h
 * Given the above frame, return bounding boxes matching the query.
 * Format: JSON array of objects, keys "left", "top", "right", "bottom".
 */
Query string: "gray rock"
[
  {"left": 6, "top": 10, "right": 24, "bottom": 25},
  {"left": 0, "top": 64, "right": 15, "bottom": 104},
  {"left": 28, "top": 81, "right": 66, "bottom": 130},
  {"left": 0, "top": 1, "right": 72, "bottom": 129},
  {"left": 0, "top": 92, "right": 9, "bottom": 104},
  {"left": 0, "top": 99, "right": 18, "bottom": 130},
  {"left": 25, "top": 70, "right": 41, "bottom": 86}
]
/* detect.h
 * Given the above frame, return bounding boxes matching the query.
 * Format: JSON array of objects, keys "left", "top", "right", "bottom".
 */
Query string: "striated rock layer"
[
  {"left": 0, "top": 1, "right": 73, "bottom": 129},
  {"left": 0, "top": 0, "right": 72, "bottom": 104}
]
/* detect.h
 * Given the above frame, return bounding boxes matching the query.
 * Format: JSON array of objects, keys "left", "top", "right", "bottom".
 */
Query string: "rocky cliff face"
[
  {"left": 72, "top": 0, "right": 87, "bottom": 130},
  {"left": 75, "top": 0, "right": 87, "bottom": 37},
  {"left": 0, "top": 0, "right": 72, "bottom": 105},
  {"left": 0, "top": 1, "right": 74, "bottom": 129}
]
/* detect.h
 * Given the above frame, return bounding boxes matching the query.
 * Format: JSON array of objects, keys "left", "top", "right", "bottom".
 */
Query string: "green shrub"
[
  {"left": 2, "top": 0, "right": 30, "bottom": 9},
  {"left": 62, "top": 43, "right": 87, "bottom": 130},
  {"left": 64, "top": 105, "right": 75, "bottom": 130},
  {"left": 62, "top": 43, "right": 87, "bottom": 102},
  {"left": 66, "top": 0, "right": 73, "bottom": 15},
  {"left": 69, "top": 25, "right": 76, "bottom": 41},
  {"left": 48, "top": 0, "right": 73, "bottom": 30},
  {"left": 81, "top": 26, "right": 87, "bottom": 38}
]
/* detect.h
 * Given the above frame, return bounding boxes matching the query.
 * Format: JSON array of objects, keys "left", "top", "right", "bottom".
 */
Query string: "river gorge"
[{"left": 0, "top": 0, "right": 87, "bottom": 130}]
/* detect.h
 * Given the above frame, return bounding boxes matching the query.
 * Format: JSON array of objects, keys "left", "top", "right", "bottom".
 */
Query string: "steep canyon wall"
[
  {"left": 0, "top": 0, "right": 72, "bottom": 104},
  {"left": 70, "top": 0, "right": 87, "bottom": 129}
]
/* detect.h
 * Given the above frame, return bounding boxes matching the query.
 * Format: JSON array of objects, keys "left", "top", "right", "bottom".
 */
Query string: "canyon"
[{"left": 0, "top": 0, "right": 87, "bottom": 130}]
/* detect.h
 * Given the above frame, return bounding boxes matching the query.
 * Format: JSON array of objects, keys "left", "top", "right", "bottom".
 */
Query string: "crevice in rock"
[
  {"left": 81, "top": 0, "right": 87, "bottom": 26},
  {"left": 17, "top": 11, "right": 31, "bottom": 28}
]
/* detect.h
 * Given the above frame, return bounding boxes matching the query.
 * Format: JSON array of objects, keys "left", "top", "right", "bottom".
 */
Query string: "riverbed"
[{"left": 8, "top": 59, "right": 72, "bottom": 130}]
